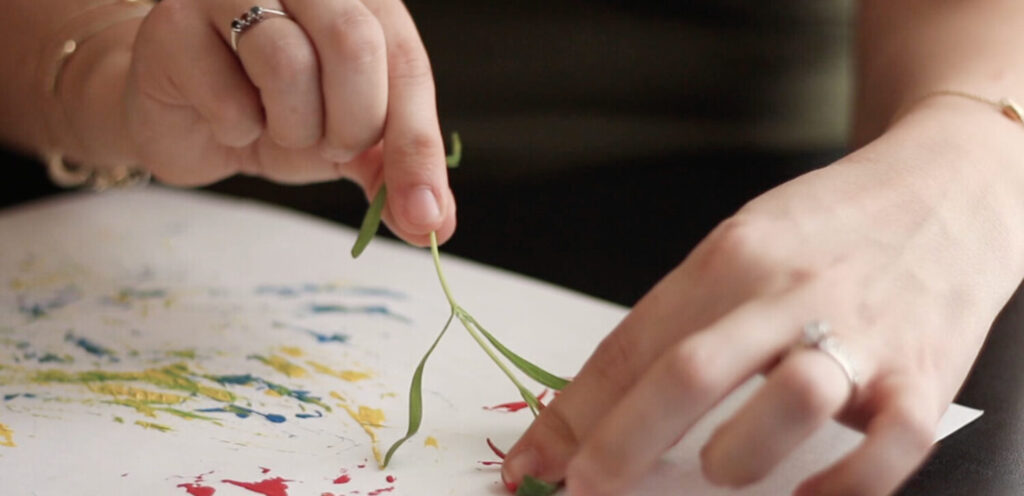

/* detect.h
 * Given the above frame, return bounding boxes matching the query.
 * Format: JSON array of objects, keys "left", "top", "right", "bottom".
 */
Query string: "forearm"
[
  {"left": 855, "top": 0, "right": 1024, "bottom": 143},
  {"left": 0, "top": 0, "right": 144, "bottom": 166}
]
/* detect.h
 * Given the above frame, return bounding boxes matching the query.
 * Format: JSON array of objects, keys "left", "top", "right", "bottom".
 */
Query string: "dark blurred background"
[{"left": 3, "top": 0, "right": 854, "bottom": 305}]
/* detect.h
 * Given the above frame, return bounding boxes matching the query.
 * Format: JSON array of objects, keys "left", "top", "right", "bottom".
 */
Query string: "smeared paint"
[
  {"left": 484, "top": 389, "right": 549, "bottom": 413},
  {"left": 334, "top": 392, "right": 386, "bottom": 466},
  {"left": 0, "top": 422, "right": 15, "bottom": 447},
  {"left": 89, "top": 383, "right": 187, "bottom": 404},
  {"left": 38, "top": 353, "right": 74, "bottom": 363},
  {"left": 197, "top": 405, "right": 286, "bottom": 423},
  {"left": 386, "top": 475, "right": 396, "bottom": 483},
  {"left": 167, "top": 349, "right": 197, "bottom": 359},
  {"left": 16, "top": 285, "right": 81, "bottom": 319},
  {"left": 222, "top": 477, "right": 290, "bottom": 496},
  {"left": 206, "top": 374, "right": 330, "bottom": 411},
  {"left": 479, "top": 461, "right": 503, "bottom": 466},
  {"left": 272, "top": 322, "right": 349, "bottom": 345},
  {"left": 250, "top": 355, "right": 308, "bottom": 378},
  {"left": 424, "top": 436, "right": 439, "bottom": 448},
  {"left": 306, "top": 304, "right": 410, "bottom": 323},
  {"left": 333, "top": 474, "right": 350, "bottom": 484},
  {"left": 368, "top": 487, "right": 394, "bottom": 495},
  {"left": 3, "top": 393, "right": 37, "bottom": 401},
  {"left": 256, "top": 284, "right": 404, "bottom": 299},
  {"left": 307, "top": 361, "right": 371, "bottom": 382},
  {"left": 260, "top": 467, "right": 271, "bottom": 474},
  {"left": 178, "top": 483, "right": 215, "bottom": 496},
  {"left": 34, "top": 364, "right": 236, "bottom": 403},
  {"left": 65, "top": 332, "right": 118, "bottom": 360},
  {"left": 135, "top": 420, "right": 172, "bottom": 432},
  {"left": 294, "top": 411, "right": 323, "bottom": 419},
  {"left": 278, "top": 346, "right": 303, "bottom": 358}
]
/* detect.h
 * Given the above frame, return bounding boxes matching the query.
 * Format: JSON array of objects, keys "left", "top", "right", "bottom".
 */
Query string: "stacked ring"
[{"left": 230, "top": 6, "right": 290, "bottom": 52}]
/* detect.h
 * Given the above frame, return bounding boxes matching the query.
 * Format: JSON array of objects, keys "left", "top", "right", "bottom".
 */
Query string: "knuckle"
[
  {"left": 589, "top": 332, "right": 639, "bottom": 392},
  {"left": 667, "top": 340, "right": 719, "bottom": 396},
  {"left": 698, "top": 216, "right": 770, "bottom": 271},
  {"left": 394, "top": 132, "right": 442, "bottom": 166},
  {"left": 260, "top": 39, "right": 317, "bottom": 88},
  {"left": 778, "top": 364, "right": 842, "bottom": 419},
  {"left": 388, "top": 39, "right": 434, "bottom": 83},
  {"left": 325, "top": 14, "right": 386, "bottom": 67},
  {"left": 888, "top": 405, "right": 936, "bottom": 455}
]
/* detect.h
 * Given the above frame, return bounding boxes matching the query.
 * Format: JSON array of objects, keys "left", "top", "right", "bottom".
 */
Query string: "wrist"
[
  {"left": 40, "top": 6, "right": 150, "bottom": 172},
  {"left": 877, "top": 95, "right": 1024, "bottom": 272}
]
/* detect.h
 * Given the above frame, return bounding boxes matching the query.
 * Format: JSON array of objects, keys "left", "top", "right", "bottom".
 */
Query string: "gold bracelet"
[
  {"left": 913, "top": 90, "right": 1024, "bottom": 126},
  {"left": 40, "top": 0, "right": 157, "bottom": 191}
]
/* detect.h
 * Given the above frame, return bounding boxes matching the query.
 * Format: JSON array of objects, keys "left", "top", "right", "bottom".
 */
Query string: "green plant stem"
[{"left": 429, "top": 232, "right": 541, "bottom": 415}]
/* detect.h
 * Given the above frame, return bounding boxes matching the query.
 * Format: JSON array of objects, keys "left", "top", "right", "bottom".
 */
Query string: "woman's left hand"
[{"left": 500, "top": 97, "right": 1024, "bottom": 496}]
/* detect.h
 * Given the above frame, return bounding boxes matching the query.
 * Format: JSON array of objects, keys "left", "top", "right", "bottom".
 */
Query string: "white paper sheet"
[{"left": 0, "top": 188, "right": 981, "bottom": 495}]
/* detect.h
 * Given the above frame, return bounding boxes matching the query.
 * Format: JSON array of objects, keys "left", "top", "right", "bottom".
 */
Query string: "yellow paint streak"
[
  {"left": 111, "top": 399, "right": 158, "bottom": 418},
  {"left": 264, "top": 389, "right": 282, "bottom": 397},
  {"left": 278, "top": 346, "right": 304, "bottom": 358},
  {"left": 88, "top": 383, "right": 186, "bottom": 404},
  {"left": 330, "top": 391, "right": 345, "bottom": 402},
  {"left": 338, "top": 402, "right": 386, "bottom": 467},
  {"left": 134, "top": 420, "right": 172, "bottom": 432},
  {"left": 259, "top": 355, "right": 308, "bottom": 378},
  {"left": 0, "top": 422, "right": 15, "bottom": 447},
  {"left": 424, "top": 436, "right": 439, "bottom": 448},
  {"left": 198, "top": 386, "right": 234, "bottom": 403},
  {"left": 307, "top": 361, "right": 372, "bottom": 382}
]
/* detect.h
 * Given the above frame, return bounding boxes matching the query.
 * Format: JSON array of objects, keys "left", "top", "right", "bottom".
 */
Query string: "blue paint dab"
[
  {"left": 197, "top": 405, "right": 286, "bottom": 423},
  {"left": 65, "top": 332, "right": 118, "bottom": 361},
  {"left": 306, "top": 304, "right": 410, "bottom": 323},
  {"left": 3, "top": 393, "right": 37, "bottom": 401},
  {"left": 273, "top": 322, "right": 349, "bottom": 344},
  {"left": 295, "top": 411, "right": 323, "bottom": 419},
  {"left": 16, "top": 286, "right": 81, "bottom": 319}
]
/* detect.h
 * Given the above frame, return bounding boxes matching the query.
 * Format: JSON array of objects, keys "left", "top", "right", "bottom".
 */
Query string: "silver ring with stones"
[
  {"left": 230, "top": 6, "right": 290, "bottom": 52},
  {"left": 797, "top": 320, "right": 860, "bottom": 391}
]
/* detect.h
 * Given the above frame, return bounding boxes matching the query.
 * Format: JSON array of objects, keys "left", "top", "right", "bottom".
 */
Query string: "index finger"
[{"left": 367, "top": 0, "right": 456, "bottom": 246}]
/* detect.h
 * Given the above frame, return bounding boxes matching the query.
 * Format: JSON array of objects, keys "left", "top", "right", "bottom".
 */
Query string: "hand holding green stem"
[{"left": 349, "top": 133, "right": 564, "bottom": 495}]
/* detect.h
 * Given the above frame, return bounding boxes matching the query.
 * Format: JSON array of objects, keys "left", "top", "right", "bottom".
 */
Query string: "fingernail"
[
  {"left": 501, "top": 448, "right": 537, "bottom": 490},
  {"left": 404, "top": 186, "right": 442, "bottom": 230}
]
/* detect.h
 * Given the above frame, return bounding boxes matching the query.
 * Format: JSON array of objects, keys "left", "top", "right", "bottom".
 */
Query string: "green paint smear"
[
  {"left": 166, "top": 349, "right": 196, "bottom": 359},
  {"left": 32, "top": 363, "right": 236, "bottom": 403},
  {"left": 135, "top": 420, "right": 172, "bottom": 432},
  {"left": 113, "top": 416, "right": 124, "bottom": 424}
]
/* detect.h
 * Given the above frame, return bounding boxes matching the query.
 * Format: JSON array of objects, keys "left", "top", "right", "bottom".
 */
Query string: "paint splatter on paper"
[{"left": 0, "top": 421, "right": 15, "bottom": 447}]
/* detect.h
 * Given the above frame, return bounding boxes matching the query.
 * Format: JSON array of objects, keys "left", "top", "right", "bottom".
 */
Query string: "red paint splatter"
[
  {"left": 333, "top": 474, "right": 351, "bottom": 484},
  {"left": 479, "top": 461, "right": 503, "bottom": 466},
  {"left": 368, "top": 488, "right": 394, "bottom": 495},
  {"left": 486, "top": 438, "right": 508, "bottom": 459},
  {"left": 484, "top": 390, "right": 550, "bottom": 412},
  {"left": 321, "top": 493, "right": 336, "bottom": 496},
  {"left": 357, "top": 462, "right": 367, "bottom": 469},
  {"left": 177, "top": 483, "right": 216, "bottom": 496},
  {"left": 385, "top": 475, "right": 396, "bottom": 483},
  {"left": 222, "top": 477, "right": 290, "bottom": 496},
  {"left": 260, "top": 467, "right": 271, "bottom": 474}
]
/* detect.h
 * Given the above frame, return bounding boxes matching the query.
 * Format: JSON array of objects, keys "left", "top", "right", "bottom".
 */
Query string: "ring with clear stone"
[
  {"left": 230, "top": 6, "right": 290, "bottom": 52},
  {"left": 797, "top": 320, "right": 860, "bottom": 391}
]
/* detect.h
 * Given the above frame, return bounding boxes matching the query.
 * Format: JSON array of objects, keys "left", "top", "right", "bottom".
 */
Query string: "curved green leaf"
[
  {"left": 465, "top": 315, "right": 569, "bottom": 390},
  {"left": 350, "top": 185, "right": 387, "bottom": 258},
  {"left": 381, "top": 309, "right": 455, "bottom": 467}
]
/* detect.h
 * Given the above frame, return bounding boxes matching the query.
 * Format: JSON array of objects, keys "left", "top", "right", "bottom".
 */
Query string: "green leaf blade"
[
  {"left": 446, "top": 132, "right": 463, "bottom": 168},
  {"left": 381, "top": 309, "right": 455, "bottom": 468},
  {"left": 466, "top": 315, "right": 570, "bottom": 390},
  {"left": 350, "top": 185, "right": 388, "bottom": 258},
  {"left": 516, "top": 475, "right": 560, "bottom": 496}
]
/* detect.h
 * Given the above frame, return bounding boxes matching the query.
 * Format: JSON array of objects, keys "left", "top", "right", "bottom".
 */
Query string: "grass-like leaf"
[
  {"left": 350, "top": 185, "right": 387, "bottom": 259},
  {"left": 380, "top": 309, "right": 455, "bottom": 468},
  {"left": 516, "top": 476, "right": 560, "bottom": 496},
  {"left": 446, "top": 132, "right": 463, "bottom": 168},
  {"left": 465, "top": 315, "right": 569, "bottom": 390}
]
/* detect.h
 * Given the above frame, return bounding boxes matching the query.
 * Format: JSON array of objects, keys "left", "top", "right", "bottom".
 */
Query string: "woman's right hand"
[{"left": 125, "top": 0, "right": 455, "bottom": 245}]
